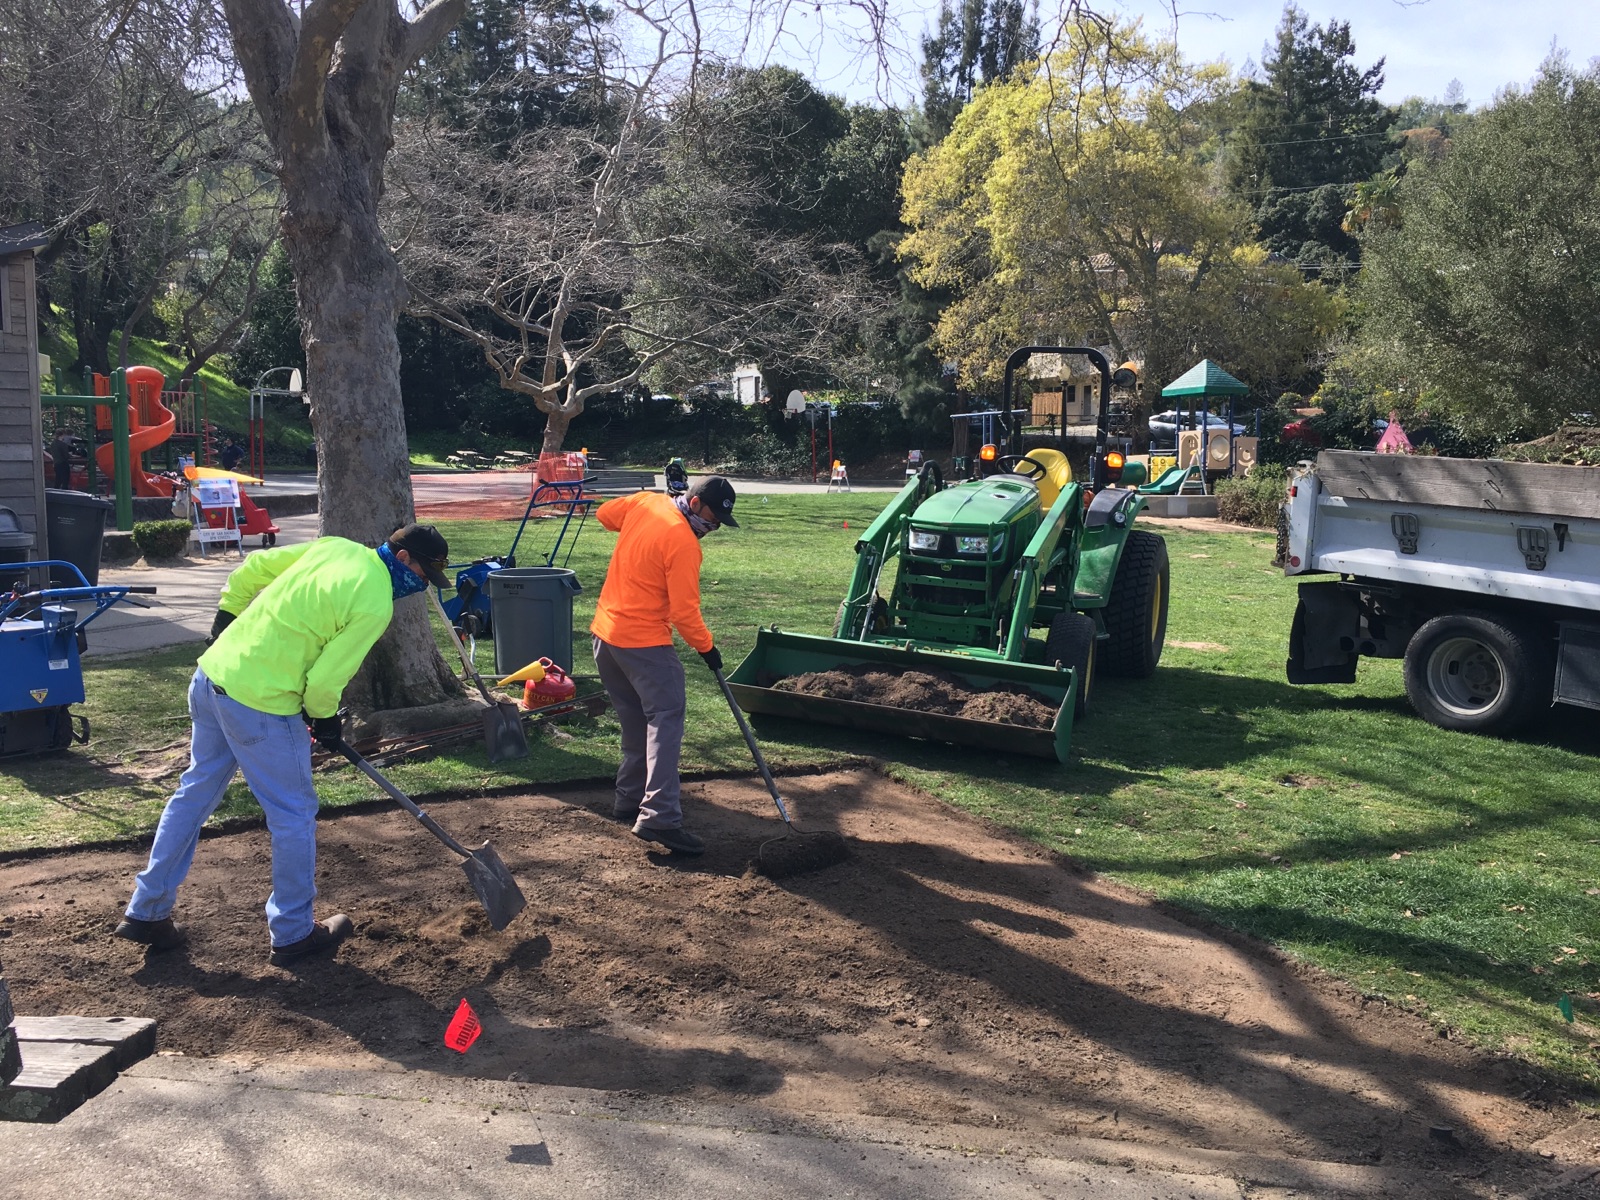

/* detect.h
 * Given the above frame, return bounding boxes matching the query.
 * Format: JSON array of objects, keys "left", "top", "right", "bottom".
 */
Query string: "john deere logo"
[{"left": 30, "top": 689, "right": 47, "bottom": 703}]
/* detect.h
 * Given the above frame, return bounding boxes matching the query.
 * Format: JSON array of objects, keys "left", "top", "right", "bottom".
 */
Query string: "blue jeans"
[{"left": 126, "top": 668, "right": 321, "bottom": 947}]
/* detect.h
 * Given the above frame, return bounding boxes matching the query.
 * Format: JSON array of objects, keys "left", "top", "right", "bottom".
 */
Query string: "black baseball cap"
[
  {"left": 387, "top": 523, "right": 452, "bottom": 587},
  {"left": 689, "top": 476, "right": 739, "bottom": 527}
]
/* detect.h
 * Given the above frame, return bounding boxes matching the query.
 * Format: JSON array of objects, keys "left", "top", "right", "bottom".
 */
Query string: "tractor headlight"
[
  {"left": 908, "top": 529, "right": 941, "bottom": 552},
  {"left": 956, "top": 535, "right": 990, "bottom": 555}
]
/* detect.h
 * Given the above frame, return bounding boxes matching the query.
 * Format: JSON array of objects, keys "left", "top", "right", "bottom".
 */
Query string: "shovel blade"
[
  {"left": 482, "top": 701, "right": 530, "bottom": 763},
  {"left": 460, "top": 841, "right": 527, "bottom": 931}
]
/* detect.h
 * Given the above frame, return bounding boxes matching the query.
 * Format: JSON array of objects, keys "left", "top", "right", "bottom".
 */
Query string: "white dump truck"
[{"left": 1282, "top": 449, "right": 1600, "bottom": 734}]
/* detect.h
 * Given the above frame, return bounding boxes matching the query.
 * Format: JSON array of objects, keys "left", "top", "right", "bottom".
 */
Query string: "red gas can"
[{"left": 521, "top": 659, "right": 577, "bottom": 710}]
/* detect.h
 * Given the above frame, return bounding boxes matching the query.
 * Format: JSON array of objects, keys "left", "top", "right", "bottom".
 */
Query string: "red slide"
[{"left": 95, "top": 365, "right": 178, "bottom": 497}]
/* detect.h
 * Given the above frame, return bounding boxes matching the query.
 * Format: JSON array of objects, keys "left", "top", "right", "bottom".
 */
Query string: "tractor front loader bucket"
[{"left": 726, "top": 629, "right": 1077, "bottom": 763}]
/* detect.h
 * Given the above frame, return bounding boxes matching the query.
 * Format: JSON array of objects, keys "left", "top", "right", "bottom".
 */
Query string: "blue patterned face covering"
[
  {"left": 378, "top": 542, "right": 429, "bottom": 600},
  {"left": 674, "top": 494, "right": 715, "bottom": 539}
]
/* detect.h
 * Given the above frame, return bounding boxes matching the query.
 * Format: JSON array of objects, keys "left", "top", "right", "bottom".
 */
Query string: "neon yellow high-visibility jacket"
[{"left": 196, "top": 538, "right": 393, "bottom": 719}]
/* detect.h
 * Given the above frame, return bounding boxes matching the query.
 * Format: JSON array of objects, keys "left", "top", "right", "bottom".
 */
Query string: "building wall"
[{"left": 0, "top": 252, "right": 47, "bottom": 550}]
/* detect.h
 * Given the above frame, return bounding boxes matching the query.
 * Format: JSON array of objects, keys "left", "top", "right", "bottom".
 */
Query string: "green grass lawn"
[{"left": 1, "top": 492, "right": 1596, "bottom": 1089}]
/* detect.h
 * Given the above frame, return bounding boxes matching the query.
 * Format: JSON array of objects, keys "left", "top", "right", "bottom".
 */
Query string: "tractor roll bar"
[{"left": 1001, "top": 345, "right": 1113, "bottom": 484}]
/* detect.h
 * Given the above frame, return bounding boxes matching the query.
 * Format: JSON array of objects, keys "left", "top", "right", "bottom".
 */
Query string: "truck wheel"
[
  {"left": 1402, "top": 612, "right": 1553, "bottom": 734},
  {"left": 1046, "top": 612, "right": 1097, "bottom": 718},
  {"left": 1102, "top": 531, "right": 1169, "bottom": 678}
]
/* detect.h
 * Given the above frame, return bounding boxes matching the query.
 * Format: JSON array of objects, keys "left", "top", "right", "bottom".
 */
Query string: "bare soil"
[
  {"left": 1, "top": 768, "right": 1593, "bottom": 1194},
  {"left": 773, "top": 666, "right": 1058, "bottom": 728}
]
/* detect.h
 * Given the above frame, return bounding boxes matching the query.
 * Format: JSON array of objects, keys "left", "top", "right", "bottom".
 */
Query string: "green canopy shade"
[{"left": 1161, "top": 359, "right": 1249, "bottom": 399}]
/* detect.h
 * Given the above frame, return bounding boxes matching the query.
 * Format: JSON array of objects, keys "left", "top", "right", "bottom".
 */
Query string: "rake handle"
[
  {"left": 336, "top": 740, "right": 473, "bottom": 859},
  {"left": 710, "top": 665, "right": 792, "bottom": 827}
]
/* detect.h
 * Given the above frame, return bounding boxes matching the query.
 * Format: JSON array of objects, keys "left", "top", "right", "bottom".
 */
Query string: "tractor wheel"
[
  {"left": 1402, "top": 612, "right": 1553, "bottom": 734},
  {"left": 1102, "top": 530, "right": 1169, "bottom": 678},
  {"left": 1046, "top": 612, "right": 1097, "bottom": 718}
]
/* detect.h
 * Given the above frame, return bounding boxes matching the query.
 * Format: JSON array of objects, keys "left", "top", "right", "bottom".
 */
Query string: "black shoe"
[
  {"left": 114, "top": 915, "right": 186, "bottom": 951},
  {"left": 632, "top": 823, "right": 705, "bottom": 856},
  {"left": 269, "top": 914, "right": 354, "bottom": 966},
  {"left": 611, "top": 805, "right": 640, "bottom": 824}
]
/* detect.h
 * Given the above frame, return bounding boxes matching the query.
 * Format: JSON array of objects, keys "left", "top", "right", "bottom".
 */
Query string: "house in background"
[{"left": 0, "top": 222, "right": 49, "bottom": 556}]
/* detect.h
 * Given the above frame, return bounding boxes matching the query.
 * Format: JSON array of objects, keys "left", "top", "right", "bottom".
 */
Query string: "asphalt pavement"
[{"left": 0, "top": 1054, "right": 1379, "bottom": 1199}]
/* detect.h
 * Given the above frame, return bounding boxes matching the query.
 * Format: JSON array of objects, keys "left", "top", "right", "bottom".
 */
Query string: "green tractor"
[{"left": 727, "top": 347, "right": 1171, "bottom": 763}]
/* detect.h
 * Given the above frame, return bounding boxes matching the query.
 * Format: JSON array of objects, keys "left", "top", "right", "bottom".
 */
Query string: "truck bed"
[{"left": 1287, "top": 452, "right": 1600, "bottom": 611}]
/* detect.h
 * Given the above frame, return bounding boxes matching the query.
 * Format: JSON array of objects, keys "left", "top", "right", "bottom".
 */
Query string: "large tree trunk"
[
  {"left": 223, "top": 0, "right": 468, "bottom": 715},
  {"left": 538, "top": 407, "right": 574, "bottom": 455}
]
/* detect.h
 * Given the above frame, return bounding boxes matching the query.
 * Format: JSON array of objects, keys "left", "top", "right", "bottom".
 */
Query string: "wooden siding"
[
  {"left": 1316, "top": 449, "right": 1600, "bottom": 522},
  {"left": 0, "top": 250, "right": 46, "bottom": 548}
]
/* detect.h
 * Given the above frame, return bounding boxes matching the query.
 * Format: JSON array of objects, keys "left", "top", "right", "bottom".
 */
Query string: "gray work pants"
[{"left": 592, "top": 637, "right": 687, "bottom": 828}]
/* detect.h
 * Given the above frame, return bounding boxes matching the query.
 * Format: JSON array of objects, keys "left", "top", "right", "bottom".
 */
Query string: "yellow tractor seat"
[{"left": 1014, "top": 448, "right": 1073, "bottom": 509}]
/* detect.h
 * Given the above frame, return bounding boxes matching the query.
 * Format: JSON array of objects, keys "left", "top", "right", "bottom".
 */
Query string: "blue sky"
[{"left": 784, "top": 0, "right": 1600, "bottom": 108}]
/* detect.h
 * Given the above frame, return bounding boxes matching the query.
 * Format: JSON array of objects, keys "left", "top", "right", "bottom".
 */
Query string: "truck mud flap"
[
  {"left": 1554, "top": 623, "right": 1600, "bottom": 712},
  {"left": 1285, "top": 582, "right": 1359, "bottom": 685}
]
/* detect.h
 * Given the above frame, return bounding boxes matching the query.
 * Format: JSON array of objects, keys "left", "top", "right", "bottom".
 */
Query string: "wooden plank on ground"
[
  {"left": 1316, "top": 449, "right": 1600, "bottom": 520},
  {"left": 12, "top": 1016, "right": 157, "bottom": 1069},
  {"left": 0, "top": 1040, "right": 118, "bottom": 1123}
]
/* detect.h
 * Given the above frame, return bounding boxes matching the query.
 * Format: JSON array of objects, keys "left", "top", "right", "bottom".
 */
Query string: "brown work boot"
[
  {"left": 269, "top": 914, "right": 354, "bottom": 966},
  {"left": 114, "top": 915, "right": 186, "bottom": 951}
]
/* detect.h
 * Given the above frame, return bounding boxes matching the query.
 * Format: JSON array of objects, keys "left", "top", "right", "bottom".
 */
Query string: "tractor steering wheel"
[{"left": 993, "top": 454, "right": 1051, "bottom": 480}]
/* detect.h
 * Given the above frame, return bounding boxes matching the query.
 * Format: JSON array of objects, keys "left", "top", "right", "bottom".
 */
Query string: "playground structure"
[{"left": 42, "top": 365, "right": 225, "bottom": 531}]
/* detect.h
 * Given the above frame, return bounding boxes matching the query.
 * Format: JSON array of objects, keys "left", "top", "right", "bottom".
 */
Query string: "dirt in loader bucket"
[{"left": 771, "top": 664, "right": 1058, "bottom": 728}]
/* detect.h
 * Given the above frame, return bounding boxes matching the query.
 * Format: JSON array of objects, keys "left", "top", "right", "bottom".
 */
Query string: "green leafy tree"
[
  {"left": 1348, "top": 59, "right": 1600, "bottom": 439},
  {"left": 1226, "top": 4, "right": 1395, "bottom": 278},
  {"left": 900, "top": 20, "right": 1340, "bottom": 443},
  {"left": 916, "top": 0, "right": 1039, "bottom": 146}
]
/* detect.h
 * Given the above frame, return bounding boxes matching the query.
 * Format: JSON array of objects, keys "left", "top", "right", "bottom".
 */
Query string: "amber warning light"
[
  {"left": 1105, "top": 451, "right": 1125, "bottom": 470},
  {"left": 978, "top": 443, "right": 998, "bottom": 462}
]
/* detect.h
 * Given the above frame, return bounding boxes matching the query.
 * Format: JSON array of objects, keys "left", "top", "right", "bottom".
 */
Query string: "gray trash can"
[
  {"left": 0, "top": 506, "right": 34, "bottom": 592},
  {"left": 45, "top": 489, "right": 114, "bottom": 586},
  {"left": 489, "top": 567, "right": 583, "bottom": 676}
]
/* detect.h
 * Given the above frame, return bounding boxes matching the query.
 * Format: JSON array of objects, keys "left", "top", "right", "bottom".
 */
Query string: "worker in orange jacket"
[{"left": 590, "top": 476, "right": 738, "bottom": 856}]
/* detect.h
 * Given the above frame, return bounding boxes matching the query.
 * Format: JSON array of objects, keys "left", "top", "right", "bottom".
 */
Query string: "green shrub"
[
  {"left": 1214, "top": 464, "right": 1288, "bottom": 527},
  {"left": 132, "top": 519, "right": 192, "bottom": 559}
]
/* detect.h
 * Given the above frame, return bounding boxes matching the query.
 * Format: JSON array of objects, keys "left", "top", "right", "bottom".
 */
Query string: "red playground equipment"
[{"left": 93, "top": 365, "right": 177, "bottom": 497}]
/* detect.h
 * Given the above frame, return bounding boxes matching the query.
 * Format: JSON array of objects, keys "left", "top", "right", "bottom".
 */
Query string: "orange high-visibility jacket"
[{"left": 590, "top": 491, "right": 713, "bottom": 653}]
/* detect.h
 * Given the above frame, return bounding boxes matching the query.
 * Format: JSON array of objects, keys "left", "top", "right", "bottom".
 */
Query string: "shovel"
[
  {"left": 427, "top": 588, "right": 529, "bottom": 763},
  {"left": 709, "top": 664, "right": 849, "bottom": 879},
  {"left": 336, "top": 741, "right": 527, "bottom": 931}
]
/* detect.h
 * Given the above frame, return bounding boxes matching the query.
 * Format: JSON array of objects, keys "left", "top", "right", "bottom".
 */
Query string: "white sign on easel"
[{"left": 192, "top": 478, "right": 242, "bottom": 554}]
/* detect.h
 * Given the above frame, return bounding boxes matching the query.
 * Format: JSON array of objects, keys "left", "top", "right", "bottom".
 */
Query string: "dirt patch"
[
  {"left": 772, "top": 665, "right": 1057, "bottom": 728},
  {"left": 0, "top": 769, "right": 1589, "bottom": 1193}
]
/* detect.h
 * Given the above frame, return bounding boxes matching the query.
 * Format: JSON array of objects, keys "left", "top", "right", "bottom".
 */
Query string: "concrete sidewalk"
[
  {"left": 0, "top": 1053, "right": 1420, "bottom": 1200},
  {"left": 79, "top": 514, "right": 320, "bottom": 657}
]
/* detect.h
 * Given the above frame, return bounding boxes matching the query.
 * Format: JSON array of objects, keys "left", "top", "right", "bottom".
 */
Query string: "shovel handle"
[
  {"left": 710, "top": 665, "right": 791, "bottom": 827},
  {"left": 336, "top": 740, "right": 474, "bottom": 859},
  {"left": 427, "top": 588, "right": 499, "bottom": 707}
]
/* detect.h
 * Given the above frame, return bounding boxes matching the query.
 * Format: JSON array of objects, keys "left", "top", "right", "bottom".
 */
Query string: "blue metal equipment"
[
  {"left": 438, "top": 478, "right": 596, "bottom": 656},
  {"left": 0, "top": 561, "right": 155, "bottom": 754}
]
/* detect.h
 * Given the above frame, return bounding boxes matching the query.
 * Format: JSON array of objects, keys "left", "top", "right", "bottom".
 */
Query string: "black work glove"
[
  {"left": 206, "top": 609, "right": 237, "bottom": 645},
  {"left": 699, "top": 646, "right": 723, "bottom": 673},
  {"left": 306, "top": 712, "right": 343, "bottom": 752}
]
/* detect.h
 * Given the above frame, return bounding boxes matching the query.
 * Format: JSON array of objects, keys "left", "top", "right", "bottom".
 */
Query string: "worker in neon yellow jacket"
[{"left": 115, "top": 525, "right": 451, "bottom": 966}]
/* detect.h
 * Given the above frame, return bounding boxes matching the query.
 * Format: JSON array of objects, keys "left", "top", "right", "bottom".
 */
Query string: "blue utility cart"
[{"left": 0, "top": 561, "right": 154, "bottom": 754}]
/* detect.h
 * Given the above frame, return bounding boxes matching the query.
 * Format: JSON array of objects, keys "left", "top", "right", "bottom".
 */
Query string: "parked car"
[{"left": 1148, "top": 410, "right": 1247, "bottom": 447}]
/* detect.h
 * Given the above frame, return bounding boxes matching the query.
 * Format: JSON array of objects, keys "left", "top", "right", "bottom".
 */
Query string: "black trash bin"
[
  {"left": 0, "top": 506, "right": 34, "bottom": 592},
  {"left": 45, "top": 489, "right": 114, "bottom": 586},
  {"left": 488, "top": 567, "right": 583, "bottom": 676}
]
